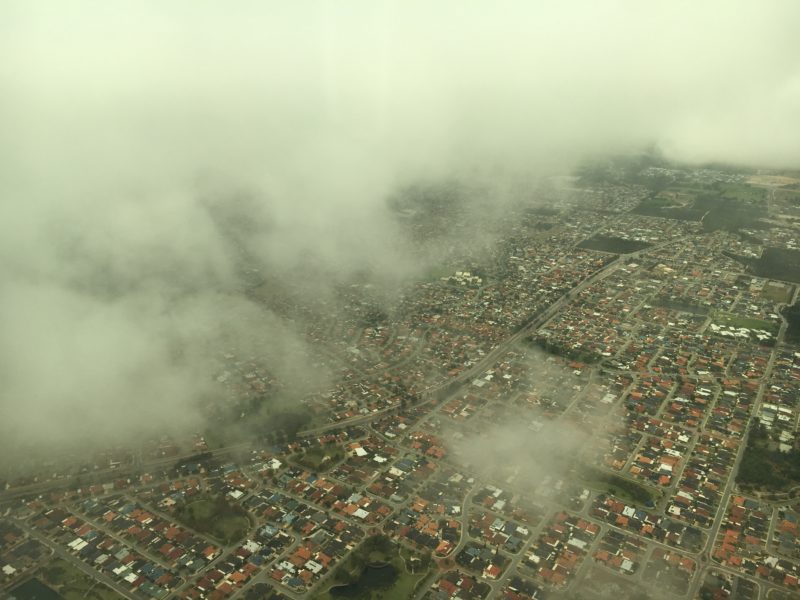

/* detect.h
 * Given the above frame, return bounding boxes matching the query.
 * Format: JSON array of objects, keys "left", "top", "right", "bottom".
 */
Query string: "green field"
[
  {"left": 775, "top": 187, "right": 800, "bottom": 205},
  {"left": 633, "top": 189, "right": 706, "bottom": 221},
  {"left": 751, "top": 247, "right": 800, "bottom": 284},
  {"left": 711, "top": 312, "right": 778, "bottom": 334},
  {"left": 653, "top": 296, "right": 709, "bottom": 315},
  {"left": 633, "top": 181, "right": 769, "bottom": 232},
  {"left": 293, "top": 444, "right": 345, "bottom": 472},
  {"left": 571, "top": 567, "right": 651, "bottom": 600},
  {"left": 175, "top": 496, "right": 250, "bottom": 544},
  {"left": 38, "top": 558, "right": 121, "bottom": 600},
  {"left": 577, "top": 235, "right": 652, "bottom": 254},
  {"left": 760, "top": 282, "right": 795, "bottom": 303},
  {"left": 716, "top": 182, "right": 766, "bottom": 202},
  {"left": 242, "top": 583, "right": 286, "bottom": 600}
]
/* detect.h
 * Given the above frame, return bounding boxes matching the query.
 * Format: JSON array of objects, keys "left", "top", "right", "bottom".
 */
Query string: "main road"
[
  {"left": 0, "top": 241, "right": 664, "bottom": 600},
  {"left": 0, "top": 238, "right": 677, "bottom": 505},
  {"left": 686, "top": 291, "right": 791, "bottom": 600},
  {"left": 298, "top": 249, "right": 633, "bottom": 438}
]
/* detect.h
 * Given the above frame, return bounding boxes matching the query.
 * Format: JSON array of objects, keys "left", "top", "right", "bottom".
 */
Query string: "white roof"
[
  {"left": 305, "top": 560, "right": 323, "bottom": 574},
  {"left": 567, "top": 537, "right": 587, "bottom": 550},
  {"left": 621, "top": 559, "right": 634, "bottom": 572}
]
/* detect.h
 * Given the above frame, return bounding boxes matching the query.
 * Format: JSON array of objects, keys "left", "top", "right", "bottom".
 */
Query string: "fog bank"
[{"left": 2, "top": 1, "right": 799, "bottom": 459}]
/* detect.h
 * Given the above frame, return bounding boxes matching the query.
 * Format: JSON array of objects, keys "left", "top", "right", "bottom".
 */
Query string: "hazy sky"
[{"left": 2, "top": 1, "right": 799, "bottom": 459}]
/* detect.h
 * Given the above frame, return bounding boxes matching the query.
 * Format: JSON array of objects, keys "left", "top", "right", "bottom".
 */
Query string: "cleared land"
[{"left": 748, "top": 175, "right": 800, "bottom": 187}]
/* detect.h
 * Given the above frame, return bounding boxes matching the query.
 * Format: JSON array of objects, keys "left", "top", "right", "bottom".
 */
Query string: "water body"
[{"left": 329, "top": 563, "right": 397, "bottom": 598}]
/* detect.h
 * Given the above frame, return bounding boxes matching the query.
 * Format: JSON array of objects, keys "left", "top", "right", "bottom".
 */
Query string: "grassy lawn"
[
  {"left": 666, "top": 184, "right": 708, "bottom": 193},
  {"left": 572, "top": 566, "right": 650, "bottom": 599},
  {"left": 381, "top": 562, "right": 429, "bottom": 600},
  {"left": 175, "top": 496, "right": 250, "bottom": 544},
  {"left": 717, "top": 182, "right": 766, "bottom": 202},
  {"left": 38, "top": 557, "right": 121, "bottom": 600},
  {"left": 293, "top": 444, "right": 345, "bottom": 472},
  {"left": 632, "top": 187, "right": 706, "bottom": 221},
  {"left": 760, "top": 281, "right": 795, "bottom": 304},
  {"left": 775, "top": 187, "right": 800, "bottom": 203},
  {"left": 752, "top": 247, "right": 800, "bottom": 284},
  {"left": 711, "top": 312, "right": 778, "bottom": 333},
  {"left": 633, "top": 180, "right": 768, "bottom": 227},
  {"left": 577, "top": 235, "right": 652, "bottom": 254}
]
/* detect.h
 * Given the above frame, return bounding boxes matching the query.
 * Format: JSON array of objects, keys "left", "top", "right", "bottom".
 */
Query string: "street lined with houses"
[{"left": 4, "top": 167, "right": 800, "bottom": 600}]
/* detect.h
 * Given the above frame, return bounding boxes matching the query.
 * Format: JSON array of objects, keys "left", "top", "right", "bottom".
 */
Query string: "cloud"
[
  {"left": 1, "top": 1, "right": 799, "bottom": 460},
  {"left": 0, "top": 191, "right": 321, "bottom": 455}
]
